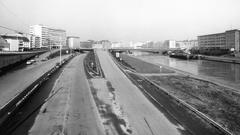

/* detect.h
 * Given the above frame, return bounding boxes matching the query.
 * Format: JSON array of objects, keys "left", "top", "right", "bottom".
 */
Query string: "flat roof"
[
  {"left": 0, "top": 35, "right": 29, "bottom": 42},
  {"left": 67, "top": 36, "right": 80, "bottom": 39},
  {"left": 48, "top": 28, "right": 66, "bottom": 32},
  {"left": 198, "top": 32, "right": 225, "bottom": 37},
  {"left": 198, "top": 29, "right": 239, "bottom": 37}
]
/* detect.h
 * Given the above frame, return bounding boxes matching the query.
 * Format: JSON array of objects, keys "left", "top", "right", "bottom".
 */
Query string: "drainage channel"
[{"left": 0, "top": 55, "right": 74, "bottom": 135}]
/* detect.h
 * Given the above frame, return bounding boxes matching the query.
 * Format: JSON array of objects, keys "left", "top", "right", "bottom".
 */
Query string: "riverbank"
[
  {"left": 200, "top": 55, "right": 240, "bottom": 64},
  {"left": 119, "top": 53, "right": 240, "bottom": 135},
  {"left": 134, "top": 55, "right": 240, "bottom": 93}
]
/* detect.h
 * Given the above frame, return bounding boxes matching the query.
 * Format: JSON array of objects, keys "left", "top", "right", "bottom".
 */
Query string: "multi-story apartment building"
[
  {"left": 29, "top": 35, "right": 40, "bottom": 48},
  {"left": 29, "top": 25, "right": 49, "bottom": 48},
  {"left": 0, "top": 36, "right": 10, "bottom": 51},
  {"left": 29, "top": 24, "right": 66, "bottom": 48},
  {"left": 1, "top": 34, "right": 30, "bottom": 51},
  {"left": 198, "top": 29, "right": 240, "bottom": 52}
]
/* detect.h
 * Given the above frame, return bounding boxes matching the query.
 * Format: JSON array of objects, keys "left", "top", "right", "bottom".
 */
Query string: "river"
[{"left": 132, "top": 52, "right": 240, "bottom": 91}]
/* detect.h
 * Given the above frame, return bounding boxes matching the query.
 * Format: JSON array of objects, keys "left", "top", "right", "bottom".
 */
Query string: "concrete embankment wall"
[
  {"left": 0, "top": 52, "right": 44, "bottom": 70},
  {"left": 201, "top": 55, "right": 240, "bottom": 64}
]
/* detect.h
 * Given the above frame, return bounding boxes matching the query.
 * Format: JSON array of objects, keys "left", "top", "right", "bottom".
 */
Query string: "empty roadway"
[{"left": 97, "top": 50, "right": 189, "bottom": 135}]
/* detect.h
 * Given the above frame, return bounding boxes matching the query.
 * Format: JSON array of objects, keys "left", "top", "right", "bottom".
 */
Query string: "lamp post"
[{"left": 59, "top": 37, "right": 62, "bottom": 64}]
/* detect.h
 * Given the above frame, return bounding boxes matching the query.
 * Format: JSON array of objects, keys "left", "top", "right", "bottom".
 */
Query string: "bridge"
[
  {"left": 73, "top": 48, "right": 93, "bottom": 52},
  {"left": 108, "top": 48, "right": 178, "bottom": 53},
  {"left": 73, "top": 48, "right": 181, "bottom": 54}
]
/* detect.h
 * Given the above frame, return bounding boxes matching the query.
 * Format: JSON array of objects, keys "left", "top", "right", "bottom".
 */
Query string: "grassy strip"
[
  {"left": 148, "top": 75, "right": 240, "bottom": 135},
  {"left": 120, "top": 54, "right": 174, "bottom": 74},
  {"left": 126, "top": 72, "right": 227, "bottom": 135},
  {"left": 116, "top": 53, "right": 239, "bottom": 134},
  {"left": 83, "top": 51, "right": 101, "bottom": 78}
]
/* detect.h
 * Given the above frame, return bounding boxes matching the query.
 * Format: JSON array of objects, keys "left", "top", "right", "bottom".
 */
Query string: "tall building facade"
[
  {"left": 29, "top": 24, "right": 66, "bottom": 48},
  {"left": 29, "top": 25, "right": 49, "bottom": 48},
  {"left": 162, "top": 40, "right": 177, "bottom": 49},
  {"left": 198, "top": 29, "right": 240, "bottom": 52},
  {"left": 29, "top": 35, "right": 40, "bottom": 48},
  {"left": 176, "top": 40, "right": 198, "bottom": 49},
  {"left": 48, "top": 28, "right": 66, "bottom": 48}
]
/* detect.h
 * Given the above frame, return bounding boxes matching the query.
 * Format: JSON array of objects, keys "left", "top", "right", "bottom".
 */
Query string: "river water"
[{"left": 132, "top": 52, "right": 240, "bottom": 91}]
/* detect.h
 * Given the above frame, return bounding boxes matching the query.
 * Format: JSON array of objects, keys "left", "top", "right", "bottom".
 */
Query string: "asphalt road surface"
[
  {"left": 97, "top": 50, "right": 188, "bottom": 135},
  {"left": 0, "top": 55, "right": 70, "bottom": 109},
  {"left": 29, "top": 54, "right": 104, "bottom": 135}
]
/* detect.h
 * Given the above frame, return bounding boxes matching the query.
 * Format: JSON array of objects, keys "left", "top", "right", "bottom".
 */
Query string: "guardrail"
[
  {"left": 0, "top": 54, "right": 75, "bottom": 126},
  {"left": 0, "top": 51, "right": 46, "bottom": 55},
  {"left": 200, "top": 55, "right": 240, "bottom": 64}
]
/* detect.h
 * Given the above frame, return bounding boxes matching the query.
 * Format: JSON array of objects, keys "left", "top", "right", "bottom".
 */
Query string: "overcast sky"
[{"left": 0, "top": 0, "right": 240, "bottom": 42}]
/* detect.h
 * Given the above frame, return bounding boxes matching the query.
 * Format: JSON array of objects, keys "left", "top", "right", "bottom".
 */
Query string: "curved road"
[{"left": 97, "top": 50, "right": 189, "bottom": 135}]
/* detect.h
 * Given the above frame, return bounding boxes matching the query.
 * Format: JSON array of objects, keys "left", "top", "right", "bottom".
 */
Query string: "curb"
[{"left": 0, "top": 54, "right": 75, "bottom": 125}]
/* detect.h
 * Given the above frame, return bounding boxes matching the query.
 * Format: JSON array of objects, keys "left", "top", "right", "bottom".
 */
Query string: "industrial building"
[
  {"left": 67, "top": 36, "right": 80, "bottom": 49},
  {"left": 29, "top": 24, "right": 66, "bottom": 48},
  {"left": 198, "top": 29, "right": 240, "bottom": 52}
]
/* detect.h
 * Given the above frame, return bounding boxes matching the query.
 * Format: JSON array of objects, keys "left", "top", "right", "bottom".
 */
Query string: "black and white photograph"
[{"left": 0, "top": 0, "right": 240, "bottom": 135}]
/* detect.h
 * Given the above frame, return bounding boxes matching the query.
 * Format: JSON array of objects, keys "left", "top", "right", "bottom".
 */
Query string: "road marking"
[{"left": 144, "top": 117, "right": 155, "bottom": 135}]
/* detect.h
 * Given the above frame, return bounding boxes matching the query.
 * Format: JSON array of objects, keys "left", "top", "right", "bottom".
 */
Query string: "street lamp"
[{"left": 59, "top": 37, "right": 62, "bottom": 64}]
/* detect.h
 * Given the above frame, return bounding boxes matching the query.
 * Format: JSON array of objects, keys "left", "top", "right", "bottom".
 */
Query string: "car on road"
[
  {"left": 26, "top": 59, "right": 36, "bottom": 65},
  {"left": 41, "top": 58, "right": 48, "bottom": 62},
  {"left": 30, "top": 59, "right": 36, "bottom": 63},
  {"left": 26, "top": 60, "right": 32, "bottom": 65}
]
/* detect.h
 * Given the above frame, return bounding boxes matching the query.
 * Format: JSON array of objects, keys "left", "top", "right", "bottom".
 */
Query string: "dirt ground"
[{"left": 89, "top": 78, "right": 132, "bottom": 135}]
